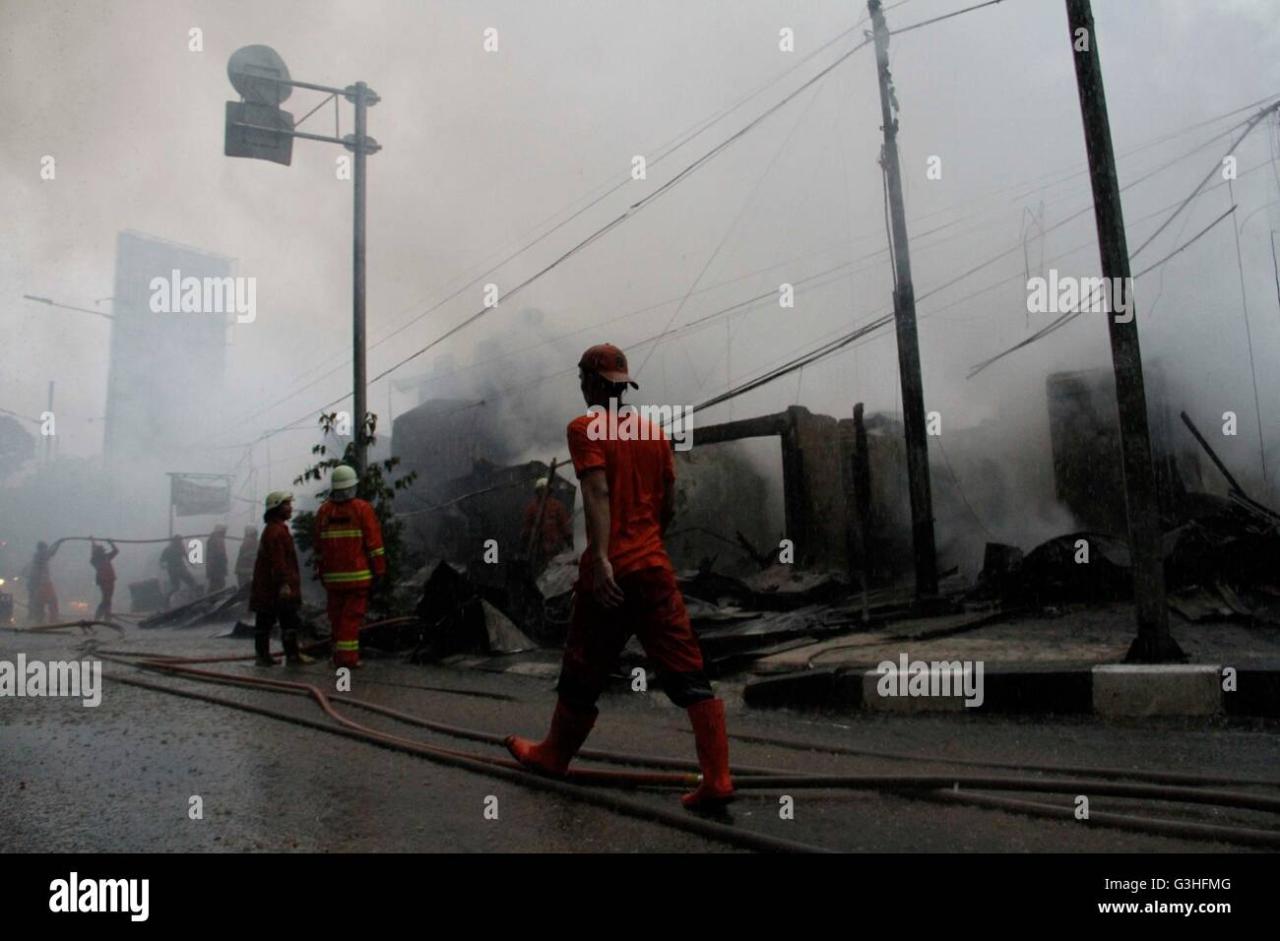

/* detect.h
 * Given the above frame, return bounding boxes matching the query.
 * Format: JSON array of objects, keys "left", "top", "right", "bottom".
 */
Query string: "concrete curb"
[{"left": 742, "top": 662, "right": 1280, "bottom": 718}]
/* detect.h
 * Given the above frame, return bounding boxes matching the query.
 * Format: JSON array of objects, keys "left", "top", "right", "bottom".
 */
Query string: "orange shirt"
[
  {"left": 566, "top": 409, "right": 675, "bottom": 587},
  {"left": 522, "top": 495, "right": 572, "bottom": 555}
]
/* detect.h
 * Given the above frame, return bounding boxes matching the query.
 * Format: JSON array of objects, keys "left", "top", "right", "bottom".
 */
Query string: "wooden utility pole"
[
  {"left": 852, "top": 403, "right": 872, "bottom": 622},
  {"left": 1065, "top": 0, "right": 1183, "bottom": 662},
  {"left": 868, "top": 0, "right": 938, "bottom": 600}
]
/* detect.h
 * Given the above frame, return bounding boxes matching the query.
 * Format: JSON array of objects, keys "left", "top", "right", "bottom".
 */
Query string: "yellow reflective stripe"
[
  {"left": 322, "top": 570, "right": 372, "bottom": 582},
  {"left": 320, "top": 529, "right": 363, "bottom": 538},
  {"left": 335, "top": 640, "right": 360, "bottom": 650},
  {"left": 369, "top": 547, "right": 385, "bottom": 557}
]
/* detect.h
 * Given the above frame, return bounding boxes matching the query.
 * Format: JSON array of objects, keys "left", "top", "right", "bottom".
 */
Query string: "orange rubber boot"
[
  {"left": 682, "top": 698, "right": 735, "bottom": 809},
  {"left": 506, "top": 700, "right": 598, "bottom": 776}
]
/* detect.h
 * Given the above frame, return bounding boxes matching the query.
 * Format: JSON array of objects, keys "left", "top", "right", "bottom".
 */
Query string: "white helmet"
[
  {"left": 264, "top": 490, "right": 294, "bottom": 512},
  {"left": 331, "top": 465, "right": 359, "bottom": 491}
]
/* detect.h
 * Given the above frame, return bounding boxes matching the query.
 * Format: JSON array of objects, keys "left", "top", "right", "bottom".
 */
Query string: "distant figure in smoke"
[
  {"left": 235, "top": 525, "right": 259, "bottom": 590},
  {"left": 24, "top": 540, "right": 61, "bottom": 624},
  {"left": 161, "top": 535, "right": 199, "bottom": 605},
  {"left": 206, "top": 524, "right": 229, "bottom": 594},
  {"left": 89, "top": 538, "right": 120, "bottom": 622},
  {"left": 521, "top": 477, "right": 574, "bottom": 569}
]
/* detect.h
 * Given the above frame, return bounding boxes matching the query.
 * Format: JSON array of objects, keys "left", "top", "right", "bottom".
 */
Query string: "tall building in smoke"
[{"left": 103, "top": 232, "right": 231, "bottom": 463}]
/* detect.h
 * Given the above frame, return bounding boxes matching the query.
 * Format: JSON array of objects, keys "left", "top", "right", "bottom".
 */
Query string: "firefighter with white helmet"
[{"left": 314, "top": 465, "right": 385, "bottom": 669}]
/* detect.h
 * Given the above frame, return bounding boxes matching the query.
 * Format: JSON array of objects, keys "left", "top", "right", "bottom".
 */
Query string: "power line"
[
  {"left": 1227, "top": 177, "right": 1267, "bottom": 490},
  {"left": 247, "top": 36, "right": 879, "bottom": 445},
  {"left": 915, "top": 112, "right": 1267, "bottom": 306},
  {"left": 957, "top": 113, "right": 1280, "bottom": 377},
  {"left": 635, "top": 70, "right": 830, "bottom": 381},
  {"left": 889, "top": 0, "right": 1006, "bottom": 37},
  {"left": 922, "top": 152, "right": 1280, "bottom": 326},
  {"left": 206, "top": 19, "right": 881, "bottom": 439},
  {"left": 679, "top": 164, "right": 1266, "bottom": 404},
  {"left": 20, "top": 294, "right": 114, "bottom": 321},
  {"left": 966, "top": 204, "right": 1238, "bottom": 378},
  {"left": 370, "top": 38, "right": 876, "bottom": 381},
  {"left": 368, "top": 23, "right": 877, "bottom": 357},
  {"left": 688, "top": 114, "right": 1280, "bottom": 408},
  {"left": 0, "top": 406, "right": 42, "bottom": 424},
  {"left": 1130, "top": 100, "right": 1280, "bottom": 259},
  {"left": 221, "top": 45, "right": 1279, "bottom": 455},
  {"left": 411, "top": 262, "right": 893, "bottom": 426},
  {"left": 332, "top": 150, "right": 1280, "bottom": 441},
  {"left": 225, "top": 86, "right": 1277, "bottom": 447},
  {"left": 384, "top": 192, "right": 1253, "bottom": 476},
  {"left": 376, "top": 191, "right": 1077, "bottom": 405}
]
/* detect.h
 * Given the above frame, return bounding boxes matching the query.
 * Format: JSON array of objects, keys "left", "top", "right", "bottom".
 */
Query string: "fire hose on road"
[
  {"left": 96, "top": 652, "right": 825, "bottom": 854},
  {"left": 71, "top": 617, "right": 1280, "bottom": 853},
  {"left": 3, "top": 618, "right": 125, "bottom": 635}
]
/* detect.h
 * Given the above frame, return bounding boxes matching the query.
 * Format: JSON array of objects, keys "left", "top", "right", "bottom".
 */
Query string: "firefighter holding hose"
[
  {"left": 505, "top": 343, "right": 735, "bottom": 810},
  {"left": 314, "top": 464, "right": 385, "bottom": 669},
  {"left": 89, "top": 539, "right": 120, "bottom": 622}
]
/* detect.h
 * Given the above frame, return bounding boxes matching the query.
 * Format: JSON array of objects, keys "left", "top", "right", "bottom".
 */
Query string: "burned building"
[
  {"left": 1046, "top": 364, "right": 1202, "bottom": 536},
  {"left": 391, "top": 398, "right": 575, "bottom": 566},
  {"left": 680, "top": 405, "right": 917, "bottom": 582}
]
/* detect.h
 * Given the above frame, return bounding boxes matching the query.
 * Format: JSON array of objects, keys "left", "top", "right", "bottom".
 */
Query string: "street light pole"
[
  {"left": 351, "top": 81, "right": 370, "bottom": 476},
  {"left": 225, "top": 48, "right": 380, "bottom": 477}
]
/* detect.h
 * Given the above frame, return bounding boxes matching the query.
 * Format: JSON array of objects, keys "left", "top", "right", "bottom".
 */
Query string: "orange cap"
[{"left": 578, "top": 343, "right": 638, "bottom": 388}]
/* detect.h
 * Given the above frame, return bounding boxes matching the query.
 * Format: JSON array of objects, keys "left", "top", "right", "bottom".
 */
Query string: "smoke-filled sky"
[{"left": 4, "top": 0, "right": 1280, "bottom": 527}]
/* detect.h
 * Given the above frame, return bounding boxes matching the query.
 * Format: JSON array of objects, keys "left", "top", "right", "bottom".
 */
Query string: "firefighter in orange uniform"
[
  {"left": 505, "top": 343, "right": 735, "bottom": 810},
  {"left": 521, "top": 477, "right": 574, "bottom": 568},
  {"left": 314, "top": 464, "right": 385, "bottom": 669}
]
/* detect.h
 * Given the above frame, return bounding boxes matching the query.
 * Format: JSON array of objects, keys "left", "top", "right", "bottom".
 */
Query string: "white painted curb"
[{"left": 1091, "top": 664, "right": 1223, "bottom": 717}]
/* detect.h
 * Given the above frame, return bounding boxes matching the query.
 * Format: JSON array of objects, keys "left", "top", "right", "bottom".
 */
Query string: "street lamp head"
[{"left": 228, "top": 45, "right": 292, "bottom": 106}]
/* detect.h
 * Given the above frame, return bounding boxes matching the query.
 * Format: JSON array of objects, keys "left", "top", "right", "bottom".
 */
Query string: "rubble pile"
[
  {"left": 138, "top": 585, "right": 251, "bottom": 629},
  {"left": 973, "top": 495, "right": 1280, "bottom": 624},
  {"left": 408, "top": 561, "right": 534, "bottom": 662}
]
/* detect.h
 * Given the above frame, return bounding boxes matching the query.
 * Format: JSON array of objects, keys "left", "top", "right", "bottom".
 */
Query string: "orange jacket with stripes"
[{"left": 314, "top": 497, "right": 386, "bottom": 592}]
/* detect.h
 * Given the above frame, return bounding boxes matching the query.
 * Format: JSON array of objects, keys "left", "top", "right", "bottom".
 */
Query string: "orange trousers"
[
  {"left": 29, "top": 582, "right": 59, "bottom": 625},
  {"left": 327, "top": 590, "right": 368, "bottom": 667}
]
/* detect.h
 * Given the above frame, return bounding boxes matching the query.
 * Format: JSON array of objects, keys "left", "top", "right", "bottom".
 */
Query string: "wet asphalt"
[{"left": 2, "top": 621, "right": 1278, "bottom": 853}]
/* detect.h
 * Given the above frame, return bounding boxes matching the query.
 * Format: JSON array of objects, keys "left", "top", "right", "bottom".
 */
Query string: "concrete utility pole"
[
  {"left": 868, "top": 0, "right": 938, "bottom": 600},
  {"left": 1065, "top": 0, "right": 1183, "bottom": 662}
]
